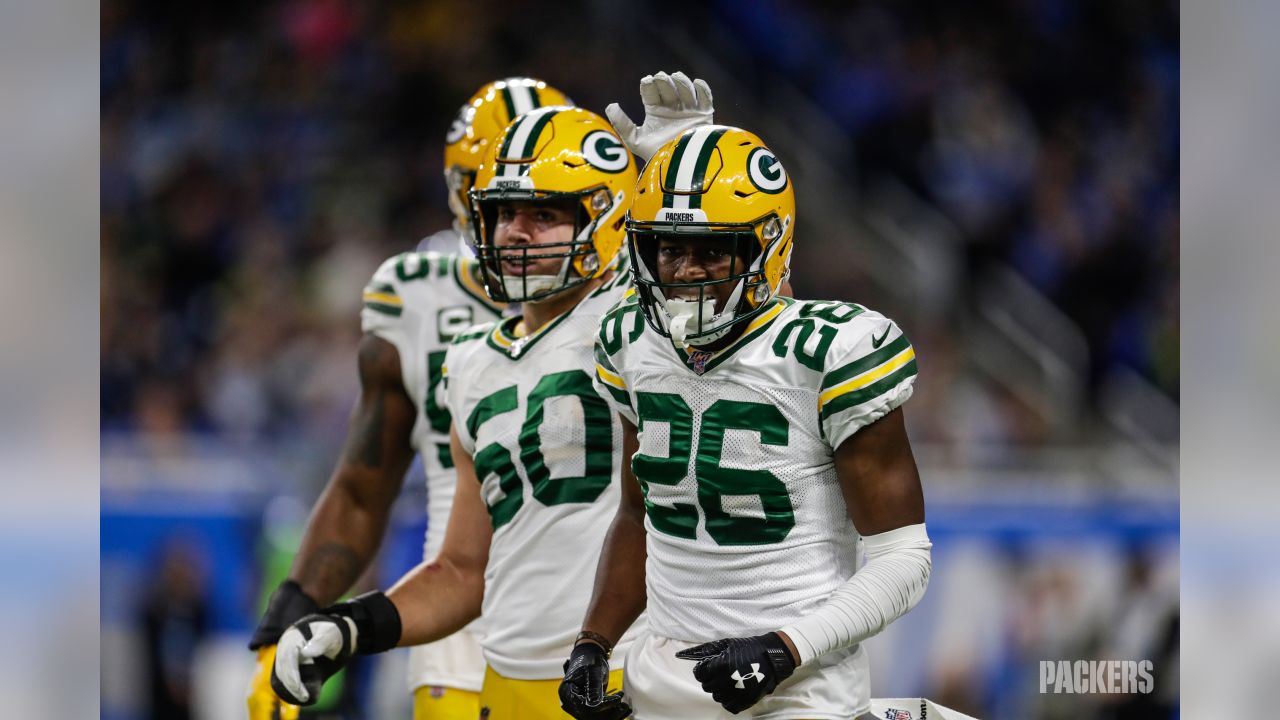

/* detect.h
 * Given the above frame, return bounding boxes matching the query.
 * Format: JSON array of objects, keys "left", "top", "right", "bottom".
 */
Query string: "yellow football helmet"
[
  {"left": 627, "top": 125, "right": 795, "bottom": 346},
  {"left": 468, "top": 106, "right": 637, "bottom": 302},
  {"left": 443, "top": 78, "right": 573, "bottom": 234}
]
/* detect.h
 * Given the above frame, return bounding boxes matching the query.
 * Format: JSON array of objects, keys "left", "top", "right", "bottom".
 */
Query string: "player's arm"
[
  {"left": 776, "top": 405, "right": 931, "bottom": 661},
  {"left": 579, "top": 416, "right": 648, "bottom": 645},
  {"left": 678, "top": 408, "right": 931, "bottom": 714},
  {"left": 247, "top": 333, "right": 415, "bottom": 717},
  {"left": 834, "top": 405, "right": 925, "bottom": 533},
  {"left": 291, "top": 334, "right": 419, "bottom": 600},
  {"left": 253, "top": 333, "right": 416, "bottom": 635},
  {"left": 386, "top": 422, "right": 490, "bottom": 645},
  {"left": 269, "top": 424, "right": 489, "bottom": 706},
  {"left": 560, "top": 416, "right": 645, "bottom": 719}
]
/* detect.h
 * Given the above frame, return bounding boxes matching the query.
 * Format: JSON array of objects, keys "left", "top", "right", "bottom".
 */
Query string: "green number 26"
[{"left": 632, "top": 393, "right": 795, "bottom": 546}]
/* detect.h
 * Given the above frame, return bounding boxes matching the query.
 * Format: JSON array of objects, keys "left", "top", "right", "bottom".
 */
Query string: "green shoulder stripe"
[
  {"left": 820, "top": 360, "right": 918, "bottom": 420},
  {"left": 451, "top": 323, "right": 494, "bottom": 345},
  {"left": 597, "top": 372, "right": 632, "bottom": 408},
  {"left": 364, "top": 302, "right": 402, "bottom": 317},
  {"left": 821, "top": 334, "right": 911, "bottom": 391},
  {"left": 362, "top": 281, "right": 403, "bottom": 317}
]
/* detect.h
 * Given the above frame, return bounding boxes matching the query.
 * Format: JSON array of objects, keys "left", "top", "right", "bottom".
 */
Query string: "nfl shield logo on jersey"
[
  {"left": 884, "top": 709, "right": 912, "bottom": 720},
  {"left": 688, "top": 349, "right": 713, "bottom": 375}
]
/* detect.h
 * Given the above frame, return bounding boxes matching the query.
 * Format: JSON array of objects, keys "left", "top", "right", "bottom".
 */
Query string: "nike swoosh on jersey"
[{"left": 871, "top": 326, "right": 892, "bottom": 348}]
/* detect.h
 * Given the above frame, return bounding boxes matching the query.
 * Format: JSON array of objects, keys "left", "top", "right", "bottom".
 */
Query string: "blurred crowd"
[
  {"left": 713, "top": 0, "right": 1179, "bottom": 399},
  {"left": 101, "top": 0, "right": 1178, "bottom": 451}
]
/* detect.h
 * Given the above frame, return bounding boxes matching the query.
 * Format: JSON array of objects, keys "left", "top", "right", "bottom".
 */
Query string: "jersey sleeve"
[
  {"left": 360, "top": 254, "right": 412, "bottom": 348},
  {"left": 593, "top": 295, "right": 643, "bottom": 426},
  {"left": 593, "top": 338, "right": 637, "bottom": 425},
  {"left": 441, "top": 325, "right": 492, "bottom": 456},
  {"left": 819, "top": 313, "right": 918, "bottom": 449},
  {"left": 441, "top": 339, "right": 474, "bottom": 455}
]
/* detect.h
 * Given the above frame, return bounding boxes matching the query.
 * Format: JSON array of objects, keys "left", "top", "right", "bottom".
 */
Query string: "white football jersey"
[
  {"left": 443, "top": 272, "right": 644, "bottom": 680},
  {"left": 361, "top": 250, "right": 505, "bottom": 561},
  {"left": 593, "top": 293, "right": 917, "bottom": 645}
]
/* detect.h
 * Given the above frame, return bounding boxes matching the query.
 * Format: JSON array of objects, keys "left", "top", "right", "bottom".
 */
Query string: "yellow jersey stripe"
[
  {"left": 361, "top": 291, "right": 402, "bottom": 306},
  {"left": 818, "top": 346, "right": 916, "bottom": 408},
  {"left": 596, "top": 364, "right": 627, "bottom": 390}
]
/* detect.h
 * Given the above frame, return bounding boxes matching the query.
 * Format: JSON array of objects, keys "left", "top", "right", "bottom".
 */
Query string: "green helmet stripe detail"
[
  {"left": 662, "top": 132, "right": 695, "bottom": 208},
  {"left": 495, "top": 107, "right": 560, "bottom": 178},
  {"left": 498, "top": 116, "right": 520, "bottom": 163},
  {"left": 686, "top": 128, "right": 727, "bottom": 209},
  {"left": 500, "top": 86, "right": 518, "bottom": 122},
  {"left": 516, "top": 108, "right": 559, "bottom": 175}
]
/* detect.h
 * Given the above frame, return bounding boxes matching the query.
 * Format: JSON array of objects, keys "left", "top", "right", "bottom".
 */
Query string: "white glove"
[
  {"left": 606, "top": 71, "right": 714, "bottom": 162},
  {"left": 270, "top": 614, "right": 358, "bottom": 705}
]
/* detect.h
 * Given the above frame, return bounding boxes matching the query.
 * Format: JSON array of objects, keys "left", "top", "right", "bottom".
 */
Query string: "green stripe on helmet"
[
  {"left": 498, "top": 115, "right": 520, "bottom": 161},
  {"left": 500, "top": 87, "right": 518, "bottom": 122},
  {"left": 662, "top": 132, "right": 694, "bottom": 208},
  {"left": 686, "top": 127, "right": 727, "bottom": 209},
  {"left": 517, "top": 109, "right": 560, "bottom": 173}
]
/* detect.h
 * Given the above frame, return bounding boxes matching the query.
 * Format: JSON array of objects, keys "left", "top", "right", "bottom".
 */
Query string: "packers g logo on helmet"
[
  {"left": 747, "top": 148, "right": 788, "bottom": 193},
  {"left": 468, "top": 107, "right": 637, "bottom": 303},
  {"left": 442, "top": 78, "right": 573, "bottom": 235},
  {"left": 581, "top": 130, "right": 630, "bottom": 173},
  {"left": 627, "top": 125, "right": 796, "bottom": 346}
]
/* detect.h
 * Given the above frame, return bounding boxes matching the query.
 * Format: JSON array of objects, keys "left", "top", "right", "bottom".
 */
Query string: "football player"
[
  {"left": 267, "top": 86, "right": 717, "bottom": 719},
  {"left": 245, "top": 77, "right": 571, "bottom": 720},
  {"left": 561, "top": 126, "right": 933, "bottom": 718}
]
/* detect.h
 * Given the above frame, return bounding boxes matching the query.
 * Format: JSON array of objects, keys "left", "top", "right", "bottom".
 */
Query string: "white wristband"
[{"left": 780, "top": 523, "right": 932, "bottom": 665}]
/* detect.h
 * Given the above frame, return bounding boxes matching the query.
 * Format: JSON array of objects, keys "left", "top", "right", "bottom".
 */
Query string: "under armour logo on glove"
[
  {"left": 731, "top": 663, "right": 766, "bottom": 689},
  {"left": 676, "top": 633, "right": 797, "bottom": 714}
]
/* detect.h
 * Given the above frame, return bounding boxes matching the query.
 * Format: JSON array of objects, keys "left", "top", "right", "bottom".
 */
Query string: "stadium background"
[{"left": 100, "top": 0, "right": 1178, "bottom": 718}]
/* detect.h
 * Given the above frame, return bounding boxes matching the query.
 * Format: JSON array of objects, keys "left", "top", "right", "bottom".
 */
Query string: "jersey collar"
[
  {"left": 484, "top": 307, "right": 574, "bottom": 360},
  {"left": 672, "top": 297, "right": 792, "bottom": 375},
  {"left": 453, "top": 256, "right": 504, "bottom": 316}
]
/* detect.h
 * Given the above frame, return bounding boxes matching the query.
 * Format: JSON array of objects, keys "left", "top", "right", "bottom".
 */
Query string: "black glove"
[
  {"left": 559, "top": 642, "right": 632, "bottom": 719},
  {"left": 249, "top": 580, "right": 320, "bottom": 650},
  {"left": 269, "top": 591, "right": 402, "bottom": 706},
  {"left": 675, "top": 632, "right": 797, "bottom": 714}
]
